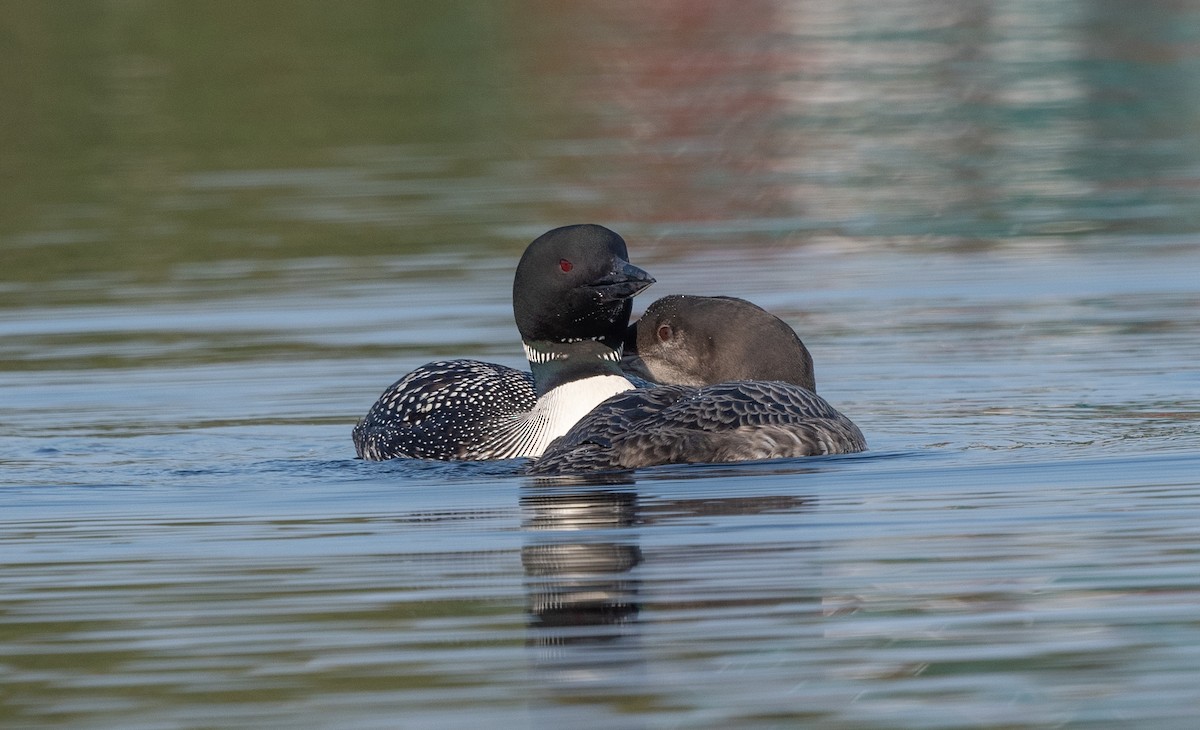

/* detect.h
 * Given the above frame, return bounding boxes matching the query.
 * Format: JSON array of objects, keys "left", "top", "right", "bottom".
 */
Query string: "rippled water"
[{"left": 4, "top": 2, "right": 1200, "bottom": 728}]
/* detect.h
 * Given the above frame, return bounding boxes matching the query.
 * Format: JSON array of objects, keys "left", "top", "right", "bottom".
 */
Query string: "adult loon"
[
  {"left": 352, "top": 224, "right": 655, "bottom": 461},
  {"left": 528, "top": 294, "right": 866, "bottom": 474}
]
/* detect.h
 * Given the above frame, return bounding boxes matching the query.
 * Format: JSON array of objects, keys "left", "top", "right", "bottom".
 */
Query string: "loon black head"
[
  {"left": 513, "top": 224, "right": 655, "bottom": 393},
  {"left": 514, "top": 224, "right": 654, "bottom": 350},
  {"left": 628, "top": 295, "right": 816, "bottom": 391}
]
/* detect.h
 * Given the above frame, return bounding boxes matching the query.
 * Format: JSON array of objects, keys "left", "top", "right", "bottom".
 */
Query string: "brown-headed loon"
[{"left": 527, "top": 294, "right": 866, "bottom": 474}]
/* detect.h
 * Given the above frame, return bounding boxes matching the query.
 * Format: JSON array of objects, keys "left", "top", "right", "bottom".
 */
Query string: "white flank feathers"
[{"left": 487, "top": 374, "right": 634, "bottom": 458}]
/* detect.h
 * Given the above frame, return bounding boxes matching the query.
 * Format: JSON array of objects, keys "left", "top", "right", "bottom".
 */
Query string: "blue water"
[{"left": 4, "top": 2, "right": 1200, "bottom": 728}]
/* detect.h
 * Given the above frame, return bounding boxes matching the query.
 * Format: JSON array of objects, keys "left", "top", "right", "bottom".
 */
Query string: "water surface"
[{"left": 3, "top": 2, "right": 1200, "bottom": 728}]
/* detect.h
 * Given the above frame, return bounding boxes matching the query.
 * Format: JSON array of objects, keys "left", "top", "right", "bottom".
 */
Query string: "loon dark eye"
[
  {"left": 559, "top": 259, "right": 573, "bottom": 273},
  {"left": 657, "top": 324, "right": 673, "bottom": 342}
]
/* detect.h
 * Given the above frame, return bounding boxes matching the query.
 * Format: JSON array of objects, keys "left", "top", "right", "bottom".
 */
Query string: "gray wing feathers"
[{"left": 529, "top": 380, "right": 865, "bottom": 474}]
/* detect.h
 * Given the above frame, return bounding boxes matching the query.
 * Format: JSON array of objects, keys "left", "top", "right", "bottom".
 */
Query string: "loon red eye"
[
  {"left": 559, "top": 259, "right": 573, "bottom": 273},
  {"left": 657, "top": 324, "right": 673, "bottom": 342}
]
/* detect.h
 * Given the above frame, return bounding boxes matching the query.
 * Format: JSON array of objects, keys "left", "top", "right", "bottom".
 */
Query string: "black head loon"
[
  {"left": 527, "top": 295, "right": 866, "bottom": 474},
  {"left": 352, "top": 224, "right": 654, "bottom": 461}
]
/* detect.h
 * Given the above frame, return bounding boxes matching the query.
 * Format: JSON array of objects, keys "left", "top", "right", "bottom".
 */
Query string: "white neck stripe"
[{"left": 523, "top": 342, "right": 624, "bottom": 364}]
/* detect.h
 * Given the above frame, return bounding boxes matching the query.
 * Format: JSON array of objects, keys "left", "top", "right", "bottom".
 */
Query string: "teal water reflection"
[
  {"left": 6, "top": 1, "right": 1200, "bottom": 298},
  {"left": 3, "top": 1, "right": 1200, "bottom": 728}
]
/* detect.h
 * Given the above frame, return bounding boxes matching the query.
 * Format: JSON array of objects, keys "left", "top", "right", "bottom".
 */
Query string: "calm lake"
[{"left": 3, "top": 2, "right": 1200, "bottom": 728}]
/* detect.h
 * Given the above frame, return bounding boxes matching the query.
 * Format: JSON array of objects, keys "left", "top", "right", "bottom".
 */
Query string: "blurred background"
[
  {"left": 6, "top": 0, "right": 1200, "bottom": 295},
  {"left": 4, "top": 0, "right": 1197, "bottom": 445},
  {"left": 3, "top": 2, "right": 1200, "bottom": 728}
]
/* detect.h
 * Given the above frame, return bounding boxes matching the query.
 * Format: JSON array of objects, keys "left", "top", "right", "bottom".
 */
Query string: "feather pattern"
[
  {"left": 352, "top": 360, "right": 639, "bottom": 461},
  {"left": 527, "top": 380, "right": 866, "bottom": 474},
  {"left": 352, "top": 360, "right": 537, "bottom": 460}
]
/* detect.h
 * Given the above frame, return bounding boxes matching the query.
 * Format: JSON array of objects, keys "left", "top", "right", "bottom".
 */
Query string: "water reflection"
[
  {"left": 520, "top": 488, "right": 645, "bottom": 728},
  {"left": 8, "top": 0, "right": 1200, "bottom": 305},
  {"left": 5, "top": 0, "right": 1200, "bottom": 727},
  {"left": 522, "top": 489, "right": 643, "bottom": 637},
  {"left": 520, "top": 480, "right": 818, "bottom": 723}
]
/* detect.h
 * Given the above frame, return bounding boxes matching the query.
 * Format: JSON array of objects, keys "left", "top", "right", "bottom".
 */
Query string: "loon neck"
[{"left": 524, "top": 339, "right": 628, "bottom": 396}]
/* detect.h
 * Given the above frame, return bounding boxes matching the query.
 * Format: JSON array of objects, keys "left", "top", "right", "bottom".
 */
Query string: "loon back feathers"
[
  {"left": 352, "top": 358, "right": 660, "bottom": 462},
  {"left": 352, "top": 360, "right": 535, "bottom": 461},
  {"left": 527, "top": 380, "right": 865, "bottom": 474}
]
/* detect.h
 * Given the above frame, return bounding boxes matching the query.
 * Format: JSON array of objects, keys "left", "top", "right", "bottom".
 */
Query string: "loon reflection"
[
  {"left": 520, "top": 484, "right": 813, "bottom": 647},
  {"left": 522, "top": 488, "right": 643, "bottom": 642}
]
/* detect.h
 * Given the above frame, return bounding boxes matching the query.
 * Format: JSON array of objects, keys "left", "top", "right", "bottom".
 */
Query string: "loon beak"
[{"left": 590, "top": 260, "right": 655, "bottom": 302}]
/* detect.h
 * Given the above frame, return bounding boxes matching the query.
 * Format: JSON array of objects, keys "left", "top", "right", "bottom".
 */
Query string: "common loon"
[
  {"left": 352, "top": 224, "right": 655, "bottom": 461},
  {"left": 527, "top": 294, "right": 866, "bottom": 474}
]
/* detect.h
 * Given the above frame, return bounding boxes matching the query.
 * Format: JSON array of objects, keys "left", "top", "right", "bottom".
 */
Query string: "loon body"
[
  {"left": 353, "top": 225, "right": 654, "bottom": 461},
  {"left": 528, "top": 295, "right": 866, "bottom": 474}
]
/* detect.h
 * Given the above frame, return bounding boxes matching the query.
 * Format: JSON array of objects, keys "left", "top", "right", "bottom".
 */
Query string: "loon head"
[
  {"left": 513, "top": 224, "right": 655, "bottom": 353},
  {"left": 627, "top": 294, "right": 817, "bottom": 391}
]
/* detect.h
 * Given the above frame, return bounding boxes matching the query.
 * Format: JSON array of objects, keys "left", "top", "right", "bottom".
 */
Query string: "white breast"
[{"left": 488, "top": 374, "right": 634, "bottom": 458}]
